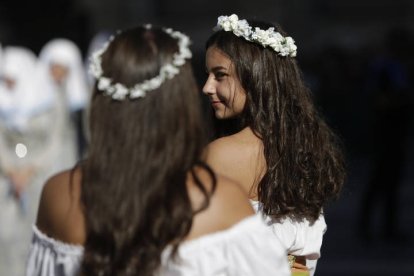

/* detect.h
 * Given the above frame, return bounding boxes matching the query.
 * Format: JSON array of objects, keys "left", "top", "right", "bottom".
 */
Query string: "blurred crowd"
[{"left": 0, "top": 33, "right": 110, "bottom": 275}]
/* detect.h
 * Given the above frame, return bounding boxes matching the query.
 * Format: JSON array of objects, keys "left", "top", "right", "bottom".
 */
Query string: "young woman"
[
  {"left": 25, "top": 25, "right": 290, "bottom": 276},
  {"left": 203, "top": 14, "right": 346, "bottom": 275}
]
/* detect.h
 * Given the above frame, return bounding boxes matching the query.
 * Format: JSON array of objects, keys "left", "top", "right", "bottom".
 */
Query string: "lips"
[{"left": 211, "top": 100, "right": 223, "bottom": 108}]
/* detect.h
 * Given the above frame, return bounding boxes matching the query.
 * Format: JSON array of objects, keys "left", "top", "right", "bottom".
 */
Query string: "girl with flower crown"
[
  {"left": 203, "top": 14, "right": 346, "bottom": 276},
  {"left": 25, "top": 25, "right": 290, "bottom": 276}
]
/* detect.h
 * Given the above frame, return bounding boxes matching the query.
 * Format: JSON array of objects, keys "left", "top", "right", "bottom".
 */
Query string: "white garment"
[
  {"left": 0, "top": 111, "right": 65, "bottom": 276},
  {"left": 251, "top": 200, "right": 326, "bottom": 276},
  {"left": 0, "top": 46, "right": 49, "bottom": 132},
  {"left": 34, "top": 38, "right": 90, "bottom": 173},
  {"left": 0, "top": 47, "right": 50, "bottom": 276},
  {"left": 26, "top": 215, "right": 290, "bottom": 276}
]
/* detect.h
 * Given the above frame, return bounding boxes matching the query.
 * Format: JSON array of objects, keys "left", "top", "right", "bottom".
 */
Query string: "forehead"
[{"left": 205, "top": 46, "right": 232, "bottom": 70}]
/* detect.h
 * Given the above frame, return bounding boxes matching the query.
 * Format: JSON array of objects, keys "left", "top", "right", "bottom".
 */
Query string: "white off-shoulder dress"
[
  {"left": 26, "top": 215, "right": 290, "bottom": 276},
  {"left": 251, "top": 200, "right": 326, "bottom": 276}
]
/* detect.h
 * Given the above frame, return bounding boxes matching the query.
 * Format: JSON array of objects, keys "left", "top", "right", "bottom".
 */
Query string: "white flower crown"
[
  {"left": 215, "top": 14, "right": 297, "bottom": 57},
  {"left": 89, "top": 26, "right": 192, "bottom": 100}
]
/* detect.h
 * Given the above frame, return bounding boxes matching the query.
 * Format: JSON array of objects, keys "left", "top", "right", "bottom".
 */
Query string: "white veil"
[
  {"left": 36, "top": 38, "right": 89, "bottom": 112},
  {"left": 0, "top": 46, "right": 51, "bottom": 131}
]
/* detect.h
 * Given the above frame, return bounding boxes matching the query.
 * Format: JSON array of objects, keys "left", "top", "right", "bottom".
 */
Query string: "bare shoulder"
[
  {"left": 36, "top": 166, "right": 85, "bottom": 245},
  {"left": 204, "top": 135, "right": 248, "bottom": 175},
  {"left": 206, "top": 134, "right": 245, "bottom": 161},
  {"left": 185, "top": 166, "right": 254, "bottom": 240},
  {"left": 204, "top": 129, "right": 264, "bottom": 196}
]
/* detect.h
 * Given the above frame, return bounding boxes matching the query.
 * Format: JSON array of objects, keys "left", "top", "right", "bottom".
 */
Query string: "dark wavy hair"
[
  {"left": 80, "top": 26, "right": 215, "bottom": 275},
  {"left": 206, "top": 20, "right": 345, "bottom": 222}
]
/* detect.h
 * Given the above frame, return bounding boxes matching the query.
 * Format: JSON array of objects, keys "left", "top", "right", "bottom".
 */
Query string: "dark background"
[{"left": 1, "top": 0, "right": 413, "bottom": 275}]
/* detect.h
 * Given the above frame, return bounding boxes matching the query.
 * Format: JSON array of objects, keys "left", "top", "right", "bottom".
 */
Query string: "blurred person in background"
[
  {"left": 36, "top": 38, "right": 89, "bottom": 167},
  {"left": 0, "top": 46, "right": 50, "bottom": 276}
]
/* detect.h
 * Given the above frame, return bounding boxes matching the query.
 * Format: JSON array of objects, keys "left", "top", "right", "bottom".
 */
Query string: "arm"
[{"left": 26, "top": 169, "right": 85, "bottom": 276}]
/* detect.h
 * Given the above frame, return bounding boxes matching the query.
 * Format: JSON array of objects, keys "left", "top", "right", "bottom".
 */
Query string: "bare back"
[
  {"left": 205, "top": 127, "right": 266, "bottom": 200},
  {"left": 35, "top": 165, "right": 254, "bottom": 245}
]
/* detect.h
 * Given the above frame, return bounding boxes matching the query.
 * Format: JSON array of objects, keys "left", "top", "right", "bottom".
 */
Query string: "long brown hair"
[
  {"left": 80, "top": 26, "right": 214, "bottom": 275},
  {"left": 206, "top": 20, "right": 345, "bottom": 222}
]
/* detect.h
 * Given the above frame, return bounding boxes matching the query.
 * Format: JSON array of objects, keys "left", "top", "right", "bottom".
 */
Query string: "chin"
[{"left": 214, "top": 110, "right": 237, "bottom": 120}]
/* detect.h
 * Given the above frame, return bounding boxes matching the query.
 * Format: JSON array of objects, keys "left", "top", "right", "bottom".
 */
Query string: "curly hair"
[
  {"left": 206, "top": 21, "right": 345, "bottom": 222},
  {"left": 80, "top": 26, "right": 215, "bottom": 275}
]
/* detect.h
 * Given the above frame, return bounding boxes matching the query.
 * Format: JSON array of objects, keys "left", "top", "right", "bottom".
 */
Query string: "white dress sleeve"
[
  {"left": 26, "top": 215, "right": 290, "bottom": 276},
  {"left": 25, "top": 226, "right": 83, "bottom": 276},
  {"left": 271, "top": 215, "right": 326, "bottom": 275},
  {"left": 160, "top": 215, "right": 291, "bottom": 276},
  {"left": 251, "top": 200, "right": 326, "bottom": 276}
]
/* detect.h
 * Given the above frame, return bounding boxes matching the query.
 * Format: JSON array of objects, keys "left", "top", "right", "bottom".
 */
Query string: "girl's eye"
[{"left": 214, "top": 72, "right": 227, "bottom": 81}]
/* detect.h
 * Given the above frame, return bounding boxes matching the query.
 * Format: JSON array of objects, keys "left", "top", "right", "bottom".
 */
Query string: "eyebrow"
[{"left": 207, "top": 66, "right": 228, "bottom": 73}]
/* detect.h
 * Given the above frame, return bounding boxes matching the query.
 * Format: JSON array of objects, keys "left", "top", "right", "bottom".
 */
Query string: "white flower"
[
  {"left": 285, "top": 37, "right": 297, "bottom": 54},
  {"left": 88, "top": 26, "right": 192, "bottom": 100},
  {"left": 105, "top": 85, "right": 115, "bottom": 96},
  {"left": 162, "top": 64, "right": 180, "bottom": 78},
  {"left": 114, "top": 83, "right": 128, "bottom": 97},
  {"left": 148, "top": 77, "right": 164, "bottom": 88},
  {"left": 112, "top": 92, "right": 126, "bottom": 100},
  {"left": 252, "top": 28, "right": 270, "bottom": 45},
  {"left": 215, "top": 14, "right": 298, "bottom": 57},
  {"left": 89, "top": 56, "right": 102, "bottom": 77},
  {"left": 228, "top": 14, "right": 239, "bottom": 29},
  {"left": 172, "top": 56, "right": 185, "bottom": 66},
  {"left": 217, "top": 16, "right": 231, "bottom": 31},
  {"left": 234, "top": 20, "right": 251, "bottom": 37},
  {"left": 98, "top": 77, "right": 111, "bottom": 90},
  {"left": 130, "top": 87, "right": 146, "bottom": 98},
  {"left": 279, "top": 48, "right": 289, "bottom": 56},
  {"left": 272, "top": 44, "right": 282, "bottom": 53}
]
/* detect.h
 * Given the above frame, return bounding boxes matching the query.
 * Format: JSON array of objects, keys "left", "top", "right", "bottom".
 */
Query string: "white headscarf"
[
  {"left": 0, "top": 46, "right": 50, "bottom": 131},
  {"left": 37, "top": 39, "right": 89, "bottom": 112}
]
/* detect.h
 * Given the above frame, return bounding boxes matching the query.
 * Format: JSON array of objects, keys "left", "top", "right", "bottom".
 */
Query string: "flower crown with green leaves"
[
  {"left": 215, "top": 14, "right": 297, "bottom": 57},
  {"left": 89, "top": 25, "right": 192, "bottom": 100}
]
